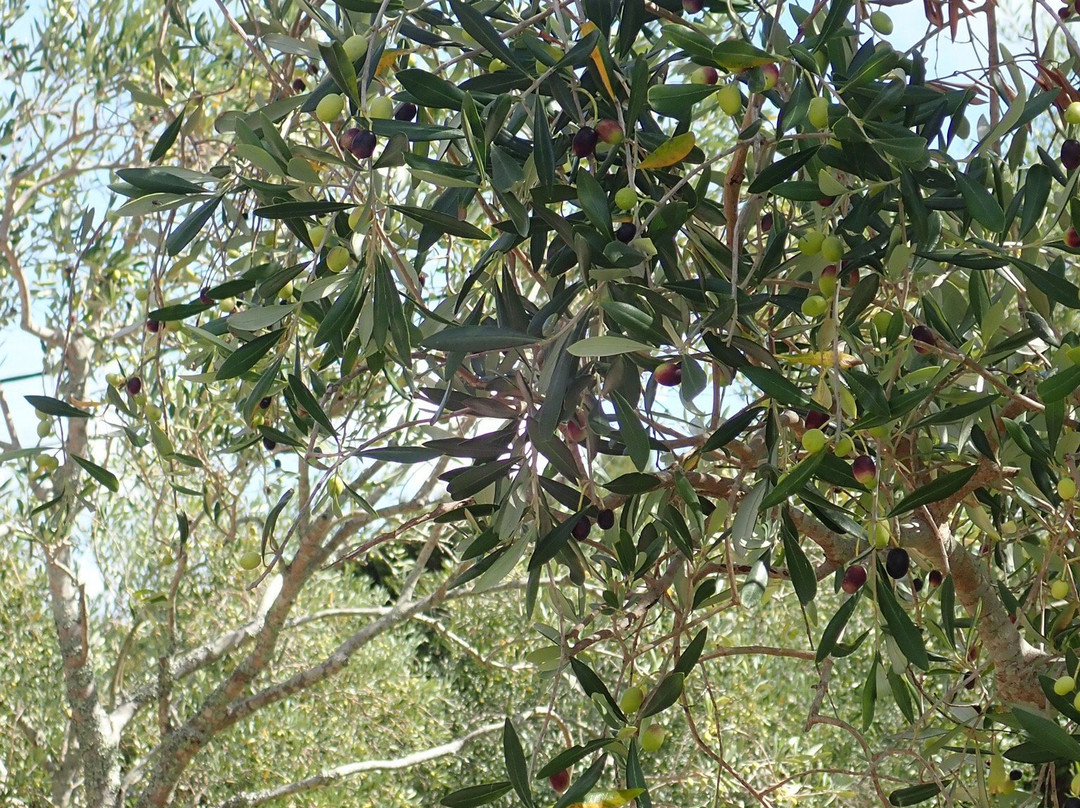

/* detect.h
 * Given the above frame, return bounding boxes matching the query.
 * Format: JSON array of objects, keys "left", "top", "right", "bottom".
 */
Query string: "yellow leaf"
[
  {"left": 377, "top": 49, "right": 406, "bottom": 75},
  {"left": 569, "top": 789, "right": 645, "bottom": 808},
  {"left": 776, "top": 351, "right": 863, "bottom": 369},
  {"left": 638, "top": 133, "right": 695, "bottom": 170},
  {"left": 580, "top": 22, "right": 616, "bottom": 100}
]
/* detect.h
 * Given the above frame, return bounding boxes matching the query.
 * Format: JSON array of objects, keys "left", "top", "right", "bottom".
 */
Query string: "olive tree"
[{"left": 12, "top": 0, "right": 1080, "bottom": 803}]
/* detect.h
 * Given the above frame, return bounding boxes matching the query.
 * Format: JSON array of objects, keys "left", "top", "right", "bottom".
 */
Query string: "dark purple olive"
[
  {"left": 597, "top": 508, "right": 615, "bottom": 530},
  {"left": 682, "top": 0, "right": 704, "bottom": 11},
  {"left": 1063, "top": 138, "right": 1080, "bottom": 171},
  {"left": 1009, "top": 769, "right": 1021, "bottom": 781},
  {"left": 146, "top": 319, "right": 160, "bottom": 333},
  {"left": 292, "top": 78, "right": 306, "bottom": 93},
  {"left": 199, "top": 287, "right": 213, "bottom": 305},
  {"left": 572, "top": 126, "right": 599, "bottom": 158},
  {"left": 262, "top": 437, "right": 277, "bottom": 451},
  {"left": 760, "top": 212, "right": 773, "bottom": 233},
  {"left": 885, "top": 547, "right": 910, "bottom": 579},
  {"left": 912, "top": 577, "right": 923, "bottom": 592},
  {"left": 928, "top": 569, "right": 944, "bottom": 587},
  {"left": 350, "top": 130, "right": 377, "bottom": 159},
  {"left": 126, "top": 376, "right": 143, "bottom": 396},
  {"left": 615, "top": 222, "right": 637, "bottom": 243},
  {"left": 339, "top": 127, "right": 362, "bottom": 153},
  {"left": 571, "top": 516, "right": 591, "bottom": 540},
  {"left": 260, "top": 396, "right": 272, "bottom": 409},
  {"left": 804, "top": 410, "right": 828, "bottom": 431},
  {"left": 912, "top": 325, "right": 936, "bottom": 353},
  {"left": 394, "top": 102, "right": 418, "bottom": 121}
]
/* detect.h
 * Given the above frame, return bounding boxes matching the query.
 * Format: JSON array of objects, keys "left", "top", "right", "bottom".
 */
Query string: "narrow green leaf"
[
  {"left": 397, "top": 68, "right": 465, "bottom": 109},
  {"left": 450, "top": 0, "right": 525, "bottom": 73},
  {"left": 781, "top": 508, "right": 817, "bottom": 605},
  {"left": 641, "top": 672, "right": 684, "bottom": 717},
  {"left": 612, "top": 391, "right": 650, "bottom": 471},
  {"left": 421, "top": 325, "right": 537, "bottom": 352},
  {"left": 673, "top": 628, "right": 708, "bottom": 676},
  {"left": 115, "top": 167, "right": 206, "bottom": 194},
  {"left": 254, "top": 201, "right": 354, "bottom": 219},
  {"left": 261, "top": 489, "right": 294, "bottom": 552},
  {"left": 149, "top": 107, "right": 186, "bottom": 162},
  {"left": 888, "top": 783, "right": 944, "bottom": 806},
  {"left": 576, "top": 169, "right": 611, "bottom": 235},
  {"left": 887, "top": 465, "right": 978, "bottom": 518},
  {"left": 166, "top": 195, "right": 222, "bottom": 256},
  {"left": 701, "top": 406, "right": 763, "bottom": 452},
  {"left": 602, "top": 473, "right": 662, "bottom": 495},
  {"left": 1038, "top": 365, "right": 1080, "bottom": 404},
  {"left": 529, "top": 510, "right": 588, "bottom": 571},
  {"left": 567, "top": 336, "right": 652, "bottom": 357},
  {"left": 72, "top": 455, "right": 119, "bottom": 492},
  {"left": 216, "top": 331, "right": 284, "bottom": 381},
  {"left": 816, "top": 593, "right": 860, "bottom": 664},
  {"left": 537, "top": 739, "right": 614, "bottom": 779},
  {"left": 741, "top": 365, "right": 815, "bottom": 408},
  {"left": 533, "top": 95, "right": 555, "bottom": 188},
  {"left": 288, "top": 373, "right": 336, "bottom": 435},
  {"left": 25, "top": 395, "right": 92, "bottom": 419},
  {"left": 747, "top": 147, "right": 819, "bottom": 195},
  {"left": 954, "top": 172, "right": 1005, "bottom": 232},
  {"left": 760, "top": 451, "right": 824, "bottom": 509},
  {"left": 875, "top": 576, "right": 929, "bottom": 670},
  {"left": 441, "top": 783, "right": 513, "bottom": 808},
  {"left": 391, "top": 204, "right": 490, "bottom": 239},
  {"left": 1012, "top": 706, "right": 1080, "bottom": 760},
  {"left": 502, "top": 720, "right": 533, "bottom": 808}
]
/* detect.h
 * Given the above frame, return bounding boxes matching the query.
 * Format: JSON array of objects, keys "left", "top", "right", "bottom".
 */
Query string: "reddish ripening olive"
[
  {"left": 1060, "top": 5, "right": 1072, "bottom": 18},
  {"left": 804, "top": 410, "right": 828, "bottom": 431},
  {"left": 654, "top": 361, "right": 682, "bottom": 386},
  {"left": 292, "top": 78, "right": 306, "bottom": 93},
  {"left": 1067, "top": 227, "right": 1080, "bottom": 249},
  {"left": 690, "top": 66, "right": 719, "bottom": 85},
  {"left": 349, "top": 130, "right": 376, "bottom": 159},
  {"left": 572, "top": 126, "right": 599, "bottom": 158},
  {"left": 682, "top": 0, "right": 704, "bottom": 12},
  {"left": 852, "top": 455, "right": 876, "bottom": 487},
  {"left": 760, "top": 212, "right": 773, "bottom": 233},
  {"left": 760, "top": 63, "right": 779, "bottom": 91},
  {"left": 818, "top": 195, "right": 836, "bottom": 206},
  {"left": 549, "top": 770, "right": 571, "bottom": 792},
  {"left": 395, "top": 102, "right": 418, "bottom": 121},
  {"left": 616, "top": 222, "right": 637, "bottom": 243},
  {"left": 928, "top": 569, "right": 944, "bottom": 587},
  {"left": 819, "top": 264, "right": 838, "bottom": 297},
  {"left": 262, "top": 437, "right": 277, "bottom": 451},
  {"left": 199, "top": 287, "right": 213, "bottom": 305},
  {"left": 841, "top": 565, "right": 867, "bottom": 594},
  {"left": 126, "top": 376, "right": 143, "bottom": 396},
  {"left": 1063, "top": 138, "right": 1080, "bottom": 171},
  {"left": 572, "top": 516, "right": 591, "bottom": 540},
  {"left": 885, "top": 547, "right": 910, "bottom": 579},
  {"left": 597, "top": 508, "right": 615, "bottom": 530},
  {"left": 912, "top": 325, "right": 936, "bottom": 354},
  {"left": 146, "top": 318, "right": 160, "bottom": 333},
  {"left": 596, "top": 119, "right": 624, "bottom": 146}
]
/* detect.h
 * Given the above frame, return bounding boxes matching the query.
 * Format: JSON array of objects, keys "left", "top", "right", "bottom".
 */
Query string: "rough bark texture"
[{"left": 44, "top": 334, "right": 124, "bottom": 807}]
